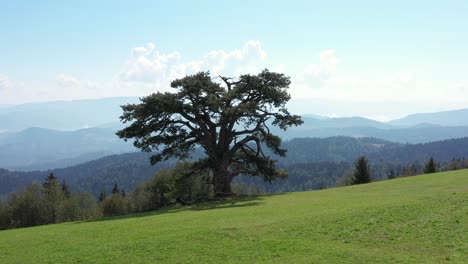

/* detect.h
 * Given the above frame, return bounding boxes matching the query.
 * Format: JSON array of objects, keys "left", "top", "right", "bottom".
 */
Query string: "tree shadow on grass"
[
  {"left": 175, "top": 196, "right": 264, "bottom": 212},
  {"left": 74, "top": 195, "right": 265, "bottom": 224}
]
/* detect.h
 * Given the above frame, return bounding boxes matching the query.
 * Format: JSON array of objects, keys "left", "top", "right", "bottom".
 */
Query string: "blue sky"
[{"left": 1, "top": 1, "right": 468, "bottom": 120}]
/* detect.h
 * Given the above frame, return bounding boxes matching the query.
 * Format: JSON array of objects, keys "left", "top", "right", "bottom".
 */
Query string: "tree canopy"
[{"left": 117, "top": 69, "right": 302, "bottom": 195}]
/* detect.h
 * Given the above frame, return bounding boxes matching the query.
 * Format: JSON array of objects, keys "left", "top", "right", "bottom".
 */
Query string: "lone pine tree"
[
  {"left": 424, "top": 157, "right": 437, "bottom": 174},
  {"left": 352, "top": 156, "right": 372, "bottom": 184},
  {"left": 117, "top": 70, "right": 302, "bottom": 195}
]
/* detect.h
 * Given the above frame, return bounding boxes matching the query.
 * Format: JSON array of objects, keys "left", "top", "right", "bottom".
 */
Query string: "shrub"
[
  {"left": 61, "top": 193, "right": 101, "bottom": 221},
  {"left": 129, "top": 182, "right": 162, "bottom": 212},
  {"left": 0, "top": 201, "right": 10, "bottom": 230},
  {"left": 153, "top": 162, "right": 214, "bottom": 205},
  {"left": 335, "top": 171, "right": 355, "bottom": 187},
  {"left": 8, "top": 183, "right": 46, "bottom": 228},
  {"left": 100, "top": 194, "right": 130, "bottom": 217},
  {"left": 128, "top": 162, "right": 214, "bottom": 213}
]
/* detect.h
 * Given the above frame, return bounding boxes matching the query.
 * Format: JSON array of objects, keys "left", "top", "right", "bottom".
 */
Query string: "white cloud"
[
  {"left": 0, "top": 74, "right": 12, "bottom": 90},
  {"left": 56, "top": 74, "right": 79, "bottom": 87},
  {"left": 303, "top": 49, "right": 340, "bottom": 80},
  {"left": 119, "top": 40, "right": 268, "bottom": 89}
]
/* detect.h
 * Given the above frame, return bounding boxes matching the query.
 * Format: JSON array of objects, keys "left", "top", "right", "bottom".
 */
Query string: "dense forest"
[{"left": 2, "top": 136, "right": 468, "bottom": 198}]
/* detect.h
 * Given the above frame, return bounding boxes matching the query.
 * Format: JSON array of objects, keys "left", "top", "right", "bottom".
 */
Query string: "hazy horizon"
[
  {"left": 1, "top": 95, "right": 467, "bottom": 122},
  {"left": 1, "top": 1, "right": 468, "bottom": 121}
]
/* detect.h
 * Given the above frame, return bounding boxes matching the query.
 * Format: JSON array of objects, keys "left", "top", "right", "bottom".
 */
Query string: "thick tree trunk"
[{"left": 213, "top": 166, "right": 234, "bottom": 196}]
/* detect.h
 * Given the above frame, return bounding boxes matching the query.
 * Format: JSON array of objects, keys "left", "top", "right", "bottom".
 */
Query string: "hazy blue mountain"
[
  {"left": 2, "top": 136, "right": 468, "bottom": 197},
  {"left": 2, "top": 96, "right": 467, "bottom": 131},
  {"left": 1, "top": 97, "right": 468, "bottom": 171},
  {"left": 0, "top": 97, "right": 139, "bottom": 132},
  {"left": 1, "top": 118, "right": 468, "bottom": 171},
  {"left": 389, "top": 108, "right": 468, "bottom": 127},
  {"left": 301, "top": 114, "right": 329, "bottom": 120},
  {"left": 272, "top": 115, "right": 468, "bottom": 143},
  {"left": 282, "top": 125, "right": 468, "bottom": 143},
  {"left": 0, "top": 136, "right": 398, "bottom": 196},
  {"left": 298, "top": 116, "right": 391, "bottom": 129},
  {"left": 0, "top": 127, "right": 136, "bottom": 170}
]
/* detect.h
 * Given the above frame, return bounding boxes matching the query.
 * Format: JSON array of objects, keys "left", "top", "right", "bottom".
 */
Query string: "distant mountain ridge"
[
  {"left": 389, "top": 108, "right": 468, "bottom": 127},
  {"left": 2, "top": 136, "right": 468, "bottom": 197},
  {"left": 1, "top": 97, "right": 467, "bottom": 170},
  {"left": 0, "top": 127, "right": 135, "bottom": 170},
  {"left": 0, "top": 97, "right": 139, "bottom": 132},
  {"left": 297, "top": 116, "right": 392, "bottom": 129},
  {"left": 2, "top": 119, "right": 468, "bottom": 170},
  {"left": 280, "top": 124, "right": 468, "bottom": 143},
  {"left": 2, "top": 97, "right": 468, "bottom": 131}
]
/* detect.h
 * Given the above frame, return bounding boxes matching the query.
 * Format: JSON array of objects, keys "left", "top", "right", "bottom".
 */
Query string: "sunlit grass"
[{"left": 1, "top": 170, "right": 467, "bottom": 263}]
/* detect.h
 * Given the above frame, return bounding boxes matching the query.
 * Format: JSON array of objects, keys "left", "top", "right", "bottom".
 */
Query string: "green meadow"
[{"left": 1, "top": 170, "right": 467, "bottom": 263}]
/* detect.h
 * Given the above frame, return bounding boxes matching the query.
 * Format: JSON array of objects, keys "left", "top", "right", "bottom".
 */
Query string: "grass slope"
[{"left": 1, "top": 170, "right": 467, "bottom": 263}]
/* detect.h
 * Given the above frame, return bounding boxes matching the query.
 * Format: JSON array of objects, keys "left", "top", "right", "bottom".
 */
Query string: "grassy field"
[{"left": 0, "top": 170, "right": 467, "bottom": 263}]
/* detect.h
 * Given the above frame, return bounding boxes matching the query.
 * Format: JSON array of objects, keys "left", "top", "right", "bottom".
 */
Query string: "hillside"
[
  {"left": 3, "top": 136, "right": 468, "bottom": 197},
  {"left": 0, "top": 170, "right": 466, "bottom": 263},
  {"left": 1, "top": 99, "right": 468, "bottom": 172},
  {"left": 3, "top": 122, "right": 468, "bottom": 171},
  {"left": 283, "top": 125, "right": 468, "bottom": 143},
  {"left": 0, "top": 127, "right": 135, "bottom": 170},
  {"left": 0, "top": 136, "right": 399, "bottom": 196}
]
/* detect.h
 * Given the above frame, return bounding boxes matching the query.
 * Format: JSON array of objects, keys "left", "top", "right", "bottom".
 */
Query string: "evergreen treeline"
[
  {"left": 0, "top": 162, "right": 213, "bottom": 230},
  {"left": 1, "top": 157, "right": 467, "bottom": 230},
  {"left": 0, "top": 173, "right": 101, "bottom": 229},
  {"left": 1, "top": 137, "right": 468, "bottom": 198}
]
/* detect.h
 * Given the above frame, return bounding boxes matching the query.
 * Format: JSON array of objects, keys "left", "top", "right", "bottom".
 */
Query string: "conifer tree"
[
  {"left": 42, "top": 173, "right": 64, "bottom": 223},
  {"left": 98, "top": 192, "right": 107, "bottom": 202},
  {"left": 424, "top": 157, "right": 437, "bottom": 174},
  {"left": 111, "top": 184, "right": 120, "bottom": 195},
  {"left": 43, "top": 173, "right": 58, "bottom": 189},
  {"left": 61, "top": 180, "right": 71, "bottom": 198},
  {"left": 352, "top": 156, "right": 372, "bottom": 184}
]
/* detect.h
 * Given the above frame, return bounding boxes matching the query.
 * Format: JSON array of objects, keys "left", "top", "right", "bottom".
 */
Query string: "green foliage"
[
  {"left": 0, "top": 201, "right": 10, "bottom": 230},
  {"left": 100, "top": 194, "right": 130, "bottom": 217},
  {"left": 424, "top": 157, "right": 437, "bottom": 174},
  {"left": 0, "top": 175, "right": 99, "bottom": 230},
  {"left": 0, "top": 170, "right": 466, "bottom": 263},
  {"left": 2, "top": 136, "right": 468, "bottom": 198},
  {"left": 42, "top": 173, "right": 64, "bottom": 223},
  {"left": 401, "top": 163, "right": 421, "bottom": 176},
  {"left": 129, "top": 162, "right": 214, "bottom": 212},
  {"left": 154, "top": 162, "right": 214, "bottom": 205},
  {"left": 335, "top": 171, "right": 355, "bottom": 187},
  {"left": 98, "top": 192, "right": 107, "bottom": 202},
  {"left": 61, "top": 180, "right": 71, "bottom": 198},
  {"left": 352, "top": 156, "right": 372, "bottom": 184},
  {"left": 60, "top": 193, "right": 101, "bottom": 221},
  {"left": 442, "top": 158, "right": 468, "bottom": 171},
  {"left": 7, "top": 183, "right": 46, "bottom": 228},
  {"left": 117, "top": 70, "right": 302, "bottom": 194},
  {"left": 100, "top": 162, "right": 214, "bottom": 217},
  {"left": 129, "top": 183, "right": 160, "bottom": 213},
  {"left": 111, "top": 183, "right": 120, "bottom": 195}
]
